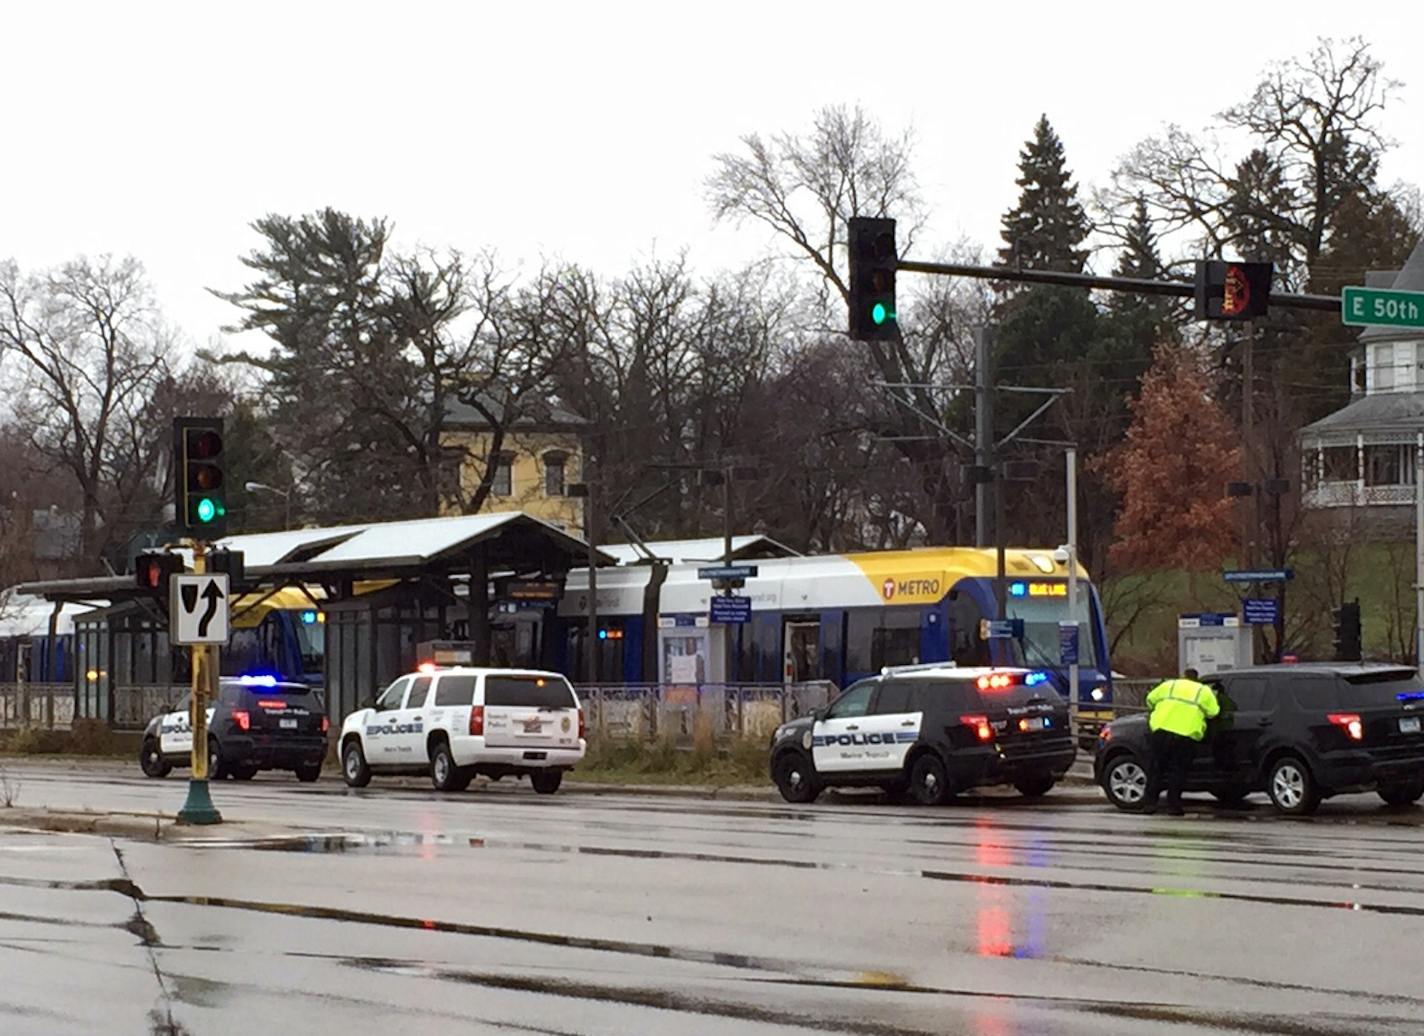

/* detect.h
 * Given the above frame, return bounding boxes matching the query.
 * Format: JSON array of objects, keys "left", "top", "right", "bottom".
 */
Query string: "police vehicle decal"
[
  {"left": 366, "top": 718, "right": 425, "bottom": 737},
  {"left": 812, "top": 730, "right": 919, "bottom": 748}
]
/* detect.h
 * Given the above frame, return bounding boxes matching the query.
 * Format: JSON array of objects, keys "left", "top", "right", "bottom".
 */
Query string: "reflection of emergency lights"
[
  {"left": 597, "top": 628, "right": 624, "bottom": 641},
  {"left": 299, "top": 610, "right": 320, "bottom": 625}
]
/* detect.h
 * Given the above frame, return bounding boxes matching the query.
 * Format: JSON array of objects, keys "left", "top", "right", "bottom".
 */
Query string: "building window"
[
  {"left": 1322, "top": 446, "right": 1355, "bottom": 482},
  {"left": 543, "top": 451, "right": 567, "bottom": 497},
  {"left": 1375, "top": 343, "right": 1395, "bottom": 391},
  {"left": 491, "top": 453, "right": 513, "bottom": 497},
  {"left": 1365, "top": 445, "right": 1405, "bottom": 486}
]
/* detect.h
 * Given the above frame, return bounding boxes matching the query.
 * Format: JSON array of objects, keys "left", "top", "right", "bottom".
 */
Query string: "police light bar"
[
  {"left": 238, "top": 674, "right": 279, "bottom": 688},
  {"left": 976, "top": 672, "right": 1021, "bottom": 691}
]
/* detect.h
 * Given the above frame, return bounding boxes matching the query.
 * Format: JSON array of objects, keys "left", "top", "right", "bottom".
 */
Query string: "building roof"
[
  {"left": 17, "top": 511, "right": 615, "bottom": 602},
  {"left": 442, "top": 392, "right": 587, "bottom": 429},
  {"left": 598, "top": 535, "right": 802, "bottom": 566},
  {"left": 1300, "top": 390, "right": 1424, "bottom": 444},
  {"left": 1359, "top": 236, "right": 1424, "bottom": 344}
]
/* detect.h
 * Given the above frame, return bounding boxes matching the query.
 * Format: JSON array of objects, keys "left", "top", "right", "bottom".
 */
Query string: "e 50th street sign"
[{"left": 1341, "top": 286, "right": 1424, "bottom": 329}]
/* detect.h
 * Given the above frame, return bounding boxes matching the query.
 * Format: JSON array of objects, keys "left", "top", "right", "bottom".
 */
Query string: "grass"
[
  {"left": 572, "top": 726, "right": 768, "bottom": 787},
  {"left": 1108, "top": 541, "right": 1422, "bottom": 675}
]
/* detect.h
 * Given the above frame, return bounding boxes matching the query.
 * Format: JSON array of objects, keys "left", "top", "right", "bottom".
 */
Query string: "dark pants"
[{"left": 1146, "top": 729, "right": 1198, "bottom": 810}]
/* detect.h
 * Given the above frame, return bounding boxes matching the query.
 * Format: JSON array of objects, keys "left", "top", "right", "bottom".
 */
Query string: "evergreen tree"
[{"left": 998, "top": 115, "right": 1091, "bottom": 273}]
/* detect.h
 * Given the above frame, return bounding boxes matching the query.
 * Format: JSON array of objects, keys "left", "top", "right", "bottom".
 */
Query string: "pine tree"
[{"left": 998, "top": 115, "right": 1091, "bottom": 273}]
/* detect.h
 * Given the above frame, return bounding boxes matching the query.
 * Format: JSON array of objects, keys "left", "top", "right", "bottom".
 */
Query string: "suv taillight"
[
  {"left": 320, "top": 715, "right": 330, "bottom": 734},
  {"left": 578, "top": 707, "right": 586, "bottom": 739},
  {"left": 960, "top": 714, "right": 993, "bottom": 742},
  {"left": 231, "top": 709, "right": 250, "bottom": 731},
  {"left": 1328, "top": 713, "right": 1364, "bottom": 741},
  {"left": 469, "top": 705, "right": 485, "bottom": 737}
]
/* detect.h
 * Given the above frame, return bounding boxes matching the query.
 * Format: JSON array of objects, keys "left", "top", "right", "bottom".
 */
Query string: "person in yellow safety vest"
[{"left": 1142, "top": 667, "right": 1220, "bottom": 816}]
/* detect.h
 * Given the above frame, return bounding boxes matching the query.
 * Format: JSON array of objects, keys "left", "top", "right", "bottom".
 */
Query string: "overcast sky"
[{"left": 3, "top": 1, "right": 1422, "bottom": 351}]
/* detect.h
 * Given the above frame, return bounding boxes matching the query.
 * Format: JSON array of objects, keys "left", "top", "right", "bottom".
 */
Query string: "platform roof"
[{"left": 598, "top": 535, "right": 800, "bottom": 566}]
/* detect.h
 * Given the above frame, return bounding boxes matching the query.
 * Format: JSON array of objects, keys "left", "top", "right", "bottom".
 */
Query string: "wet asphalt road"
[{"left": 4, "top": 763, "right": 1424, "bottom": 1035}]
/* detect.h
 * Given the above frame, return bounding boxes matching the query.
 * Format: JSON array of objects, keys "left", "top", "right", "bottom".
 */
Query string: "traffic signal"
[
  {"left": 207, "top": 549, "right": 246, "bottom": 588},
  {"left": 848, "top": 216, "right": 898, "bottom": 341},
  {"left": 134, "top": 552, "right": 182, "bottom": 594},
  {"left": 1194, "top": 260, "right": 1272, "bottom": 321},
  {"left": 174, "top": 417, "right": 227, "bottom": 537},
  {"left": 1332, "top": 600, "right": 1362, "bottom": 662}
]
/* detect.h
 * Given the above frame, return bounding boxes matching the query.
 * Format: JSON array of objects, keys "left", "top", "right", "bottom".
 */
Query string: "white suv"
[{"left": 339, "top": 667, "right": 586, "bottom": 794}]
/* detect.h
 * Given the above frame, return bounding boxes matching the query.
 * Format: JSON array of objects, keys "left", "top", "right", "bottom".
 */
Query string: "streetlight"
[{"left": 244, "top": 481, "right": 292, "bottom": 531}]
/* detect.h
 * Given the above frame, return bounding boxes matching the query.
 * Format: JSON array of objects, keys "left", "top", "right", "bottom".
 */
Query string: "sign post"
[{"left": 175, "top": 544, "right": 225, "bottom": 825}]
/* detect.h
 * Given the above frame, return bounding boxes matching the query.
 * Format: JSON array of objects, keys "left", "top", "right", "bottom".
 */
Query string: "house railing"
[{"left": 1303, "top": 482, "right": 1416, "bottom": 508}]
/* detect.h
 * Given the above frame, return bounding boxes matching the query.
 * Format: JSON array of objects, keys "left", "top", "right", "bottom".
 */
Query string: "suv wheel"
[
  {"left": 1013, "top": 776, "right": 1056, "bottom": 799},
  {"left": 531, "top": 770, "right": 563, "bottom": 795},
  {"left": 1267, "top": 756, "right": 1321, "bottom": 816},
  {"left": 295, "top": 762, "right": 322, "bottom": 783},
  {"left": 1378, "top": 779, "right": 1424, "bottom": 806},
  {"left": 342, "top": 739, "right": 372, "bottom": 788},
  {"left": 207, "top": 738, "right": 227, "bottom": 781},
  {"left": 1103, "top": 752, "right": 1148, "bottom": 811},
  {"left": 140, "top": 739, "right": 171, "bottom": 779},
  {"left": 430, "top": 741, "right": 461, "bottom": 792},
  {"left": 773, "top": 752, "right": 821, "bottom": 804},
  {"left": 909, "top": 754, "right": 952, "bottom": 806},
  {"left": 231, "top": 765, "right": 258, "bottom": 781}
]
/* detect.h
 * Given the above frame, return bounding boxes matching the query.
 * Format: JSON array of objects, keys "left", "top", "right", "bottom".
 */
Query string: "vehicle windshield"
[{"left": 1004, "top": 583, "right": 1099, "bottom": 670}]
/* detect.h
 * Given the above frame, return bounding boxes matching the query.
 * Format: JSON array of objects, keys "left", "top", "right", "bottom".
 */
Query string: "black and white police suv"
[
  {"left": 339, "top": 667, "right": 586, "bottom": 794},
  {"left": 140, "top": 674, "right": 329, "bottom": 782},
  {"left": 768, "top": 664, "right": 1075, "bottom": 805}
]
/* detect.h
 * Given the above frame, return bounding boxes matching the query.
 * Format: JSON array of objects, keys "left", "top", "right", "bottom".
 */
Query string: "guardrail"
[
  {"left": 0, "top": 684, "right": 74, "bottom": 730},
  {"left": 574, "top": 682, "right": 837, "bottom": 743}
]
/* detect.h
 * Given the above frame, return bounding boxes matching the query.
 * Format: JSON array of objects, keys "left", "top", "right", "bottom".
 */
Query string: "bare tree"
[{"left": 0, "top": 256, "right": 173, "bottom": 563}]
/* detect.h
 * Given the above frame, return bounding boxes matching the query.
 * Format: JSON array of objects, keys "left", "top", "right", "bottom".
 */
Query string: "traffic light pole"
[{"left": 177, "top": 541, "right": 222, "bottom": 825}]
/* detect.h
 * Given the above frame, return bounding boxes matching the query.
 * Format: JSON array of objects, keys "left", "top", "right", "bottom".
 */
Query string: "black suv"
[
  {"left": 140, "top": 676, "right": 328, "bottom": 782},
  {"left": 1095, "top": 664, "right": 1424, "bottom": 815},
  {"left": 768, "top": 665, "right": 1075, "bottom": 805}
]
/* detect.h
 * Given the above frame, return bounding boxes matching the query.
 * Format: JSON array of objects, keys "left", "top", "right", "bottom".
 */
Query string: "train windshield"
[{"left": 1003, "top": 583, "right": 1099, "bottom": 670}]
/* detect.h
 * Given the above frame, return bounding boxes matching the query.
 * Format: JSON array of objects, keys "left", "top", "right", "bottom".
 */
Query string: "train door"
[{"left": 783, "top": 621, "right": 820, "bottom": 682}]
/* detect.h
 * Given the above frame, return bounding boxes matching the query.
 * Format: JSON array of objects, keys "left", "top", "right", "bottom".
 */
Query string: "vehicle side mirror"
[{"left": 812, "top": 707, "right": 827, "bottom": 722}]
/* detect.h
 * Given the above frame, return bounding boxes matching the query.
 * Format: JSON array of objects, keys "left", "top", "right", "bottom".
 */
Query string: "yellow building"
[{"left": 440, "top": 395, "right": 587, "bottom": 535}]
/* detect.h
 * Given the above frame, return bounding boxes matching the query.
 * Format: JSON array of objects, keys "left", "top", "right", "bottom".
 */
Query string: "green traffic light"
[
  {"left": 871, "top": 302, "right": 889, "bottom": 326},
  {"left": 196, "top": 497, "right": 217, "bottom": 523}
]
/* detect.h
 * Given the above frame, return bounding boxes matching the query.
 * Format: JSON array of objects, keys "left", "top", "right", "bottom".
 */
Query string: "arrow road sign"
[{"left": 171, "top": 574, "right": 230, "bottom": 645}]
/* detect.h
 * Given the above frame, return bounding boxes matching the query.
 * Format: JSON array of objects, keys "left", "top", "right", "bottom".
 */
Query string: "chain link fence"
[{"left": 575, "top": 682, "right": 837, "bottom": 743}]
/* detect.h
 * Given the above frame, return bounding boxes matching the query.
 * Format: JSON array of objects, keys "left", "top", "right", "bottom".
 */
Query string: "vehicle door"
[
  {"left": 387, "top": 676, "right": 432, "bottom": 763},
  {"left": 860, "top": 680, "right": 922, "bottom": 770},
  {"left": 365, "top": 677, "right": 411, "bottom": 765},
  {"left": 159, "top": 692, "right": 193, "bottom": 758},
  {"left": 1213, "top": 675, "right": 1271, "bottom": 784},
  {"left": 811, "top": 682, "right": 876, "bottom": 773}
]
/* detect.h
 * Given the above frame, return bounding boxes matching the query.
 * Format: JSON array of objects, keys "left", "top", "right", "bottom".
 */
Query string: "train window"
[
  {"left": 950, "top": 594, "right": 990, "bottom": 667},
  {"left": 871, "top": 627, "right": 919, "bottom": 670}
]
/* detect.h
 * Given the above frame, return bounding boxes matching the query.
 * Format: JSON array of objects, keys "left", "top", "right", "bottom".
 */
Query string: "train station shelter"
[{"left": 17, "top": 511, "right": 614, "bottom": 725}]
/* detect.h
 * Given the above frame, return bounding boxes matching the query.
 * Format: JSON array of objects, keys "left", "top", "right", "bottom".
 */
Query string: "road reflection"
[{"left": 973, "top": 820, "right": 1047, "bottom": 960}]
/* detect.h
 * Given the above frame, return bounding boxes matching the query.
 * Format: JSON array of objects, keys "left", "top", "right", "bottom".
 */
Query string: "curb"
[{"left": 0, "top": 808, "right": 321, "bottom": 844}]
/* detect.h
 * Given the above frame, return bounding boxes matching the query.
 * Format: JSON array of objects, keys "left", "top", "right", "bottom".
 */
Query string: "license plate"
[
  {"left": 280, "top": 718, "right": 297, "bottom": 729},
  {"left": 1020, "top": 717, "right": 1047, "bottom": 732},
  {"left": 1400, "top": 717, "right": 1421, "bottom": 734}
]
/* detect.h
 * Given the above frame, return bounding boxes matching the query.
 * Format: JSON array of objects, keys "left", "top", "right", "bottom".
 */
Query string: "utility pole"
[
  {"left": 722, "top": 463, "right": 735, "bottom": 685},
  {"left": 975, "top": 326, "right": 992, "bottom": 549},
  {"left": 1416, "top": 432, "right": 1423, "bottom": 667},
  {"left": 585, "top": 474, "right": 598, "bottom": 685},
  {"left": 1066, "top": 448, "right": 1080, "bottom": 706}
]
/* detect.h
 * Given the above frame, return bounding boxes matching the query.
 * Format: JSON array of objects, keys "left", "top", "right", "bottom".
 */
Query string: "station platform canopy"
[
  {"left": 598, "top": 535, "right": 799, "bottom": 566},
  {"left": 17, "top": 511, "right": 616, "bottom": 603}
]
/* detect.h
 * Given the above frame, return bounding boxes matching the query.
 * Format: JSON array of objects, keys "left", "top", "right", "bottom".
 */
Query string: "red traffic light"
[
  {"left": 1194, "top": 260, "right": 1272, "bottom": 321},
  {"left": 187, "top": 429, "right": 223, "bottom": 460},
  {"left": 134, "top": 552, "right": 180, "bottom": 593}
]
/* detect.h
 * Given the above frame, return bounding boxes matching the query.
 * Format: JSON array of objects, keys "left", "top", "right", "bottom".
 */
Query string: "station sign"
[
  {"left": 1242, "top": 598, "right": 1280, "bottom": 626},
  {"left": 1058, "top": 621, "right": 1080, "bottom": 665},
  {"left": 697, "top": 565, "right": 759, "bottom": 581},
  {"left": 709, "top": 595, "right": 752, "bottom": 624},
  {"left": 1222, "top": 569, "right": 1293, "bottom": 584}
]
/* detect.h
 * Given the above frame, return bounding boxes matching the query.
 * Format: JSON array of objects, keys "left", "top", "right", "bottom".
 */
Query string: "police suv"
[
  {"left": 339, "top": 667, "right": 585, "bottom": 793},
  {"left": 140, "top": 675, "right": 328, "bottom": 782},
  {"left": 768, "top": 664, "right": 1075, "bottom": 805}
]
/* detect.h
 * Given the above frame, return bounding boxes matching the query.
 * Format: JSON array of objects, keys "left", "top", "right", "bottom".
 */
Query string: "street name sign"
[
  {"left": 170, "top": 573, "right": 230, "bottom": 645},
  {"left": 1341, "top": 286, "right": 1424, "bottom": 329},
  {"left": 709, "top": 595, "right": 752, "bottom": 624},
  {"left": 1223, "top": 569, "right": 1293, "bottom": 583},
  {"left": 697, "top": 564, "right": 759, "bottom": 580}
]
